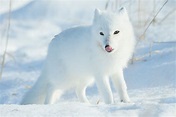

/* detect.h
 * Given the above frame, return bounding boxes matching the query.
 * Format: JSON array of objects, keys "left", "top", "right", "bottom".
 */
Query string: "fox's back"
[{"left": 46, "top": 26, "right": 96, "bottom": 76}]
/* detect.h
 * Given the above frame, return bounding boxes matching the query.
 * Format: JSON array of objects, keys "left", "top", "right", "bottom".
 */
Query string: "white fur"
[{"left": 21, "top": 8, "right": 136, "bottom": 104}]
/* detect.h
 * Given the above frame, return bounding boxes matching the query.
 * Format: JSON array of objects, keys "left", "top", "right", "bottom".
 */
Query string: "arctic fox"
[{"left": 21, "top": 7, "right": 136, "bottom": 104}]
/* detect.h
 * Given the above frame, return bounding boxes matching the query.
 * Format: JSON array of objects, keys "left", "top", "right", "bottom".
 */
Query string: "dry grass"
[
  {"left": 0, "top": 0, "right": 12, "bottom": 80},
  {"left": 139, "top": 0, "right": 168, "bottom": 40}
]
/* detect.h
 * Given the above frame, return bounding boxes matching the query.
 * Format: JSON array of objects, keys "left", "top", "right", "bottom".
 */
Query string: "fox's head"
[{"left": 92, "top": 7, "right": 131, "bottom": 54}]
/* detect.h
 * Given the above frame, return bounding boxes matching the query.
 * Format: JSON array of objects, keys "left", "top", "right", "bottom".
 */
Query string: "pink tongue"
[{"left": 105, "top": 46, "right": 113, "bottom": 52}]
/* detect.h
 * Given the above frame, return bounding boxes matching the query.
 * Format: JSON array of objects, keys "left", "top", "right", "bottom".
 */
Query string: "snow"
[
  {"left": 0, "top": 0, "right": 32, "bottom": 14},
  {"left": 0, "top": 0, "right": 176, "bottom": 117},
  {"left": 0, "top": 87, "right": 176, "bottom": 117}
]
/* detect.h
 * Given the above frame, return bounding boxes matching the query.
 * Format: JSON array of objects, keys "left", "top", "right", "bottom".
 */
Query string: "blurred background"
[{"left": 0, "top": 0, "right": 175, "bottom": 104}]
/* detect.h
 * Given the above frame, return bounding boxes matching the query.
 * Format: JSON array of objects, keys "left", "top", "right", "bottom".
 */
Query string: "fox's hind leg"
[
  {"left": 44, "top": 85, "right": 63, "bottom": 104},
  {"left": 76, "top": 79, "right": 93, "bottom": 103}
]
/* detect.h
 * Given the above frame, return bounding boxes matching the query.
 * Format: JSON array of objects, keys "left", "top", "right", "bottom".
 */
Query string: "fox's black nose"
[
  {"left": 105, "top": 45, "right": 113, "bottom": 52},
  {"left": 105, "top": 45, "right": 110, "bottom": 48}
]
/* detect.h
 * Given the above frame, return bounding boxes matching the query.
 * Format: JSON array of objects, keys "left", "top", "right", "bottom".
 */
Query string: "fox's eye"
[
  {"left": 100, "top": 32, "right": 104, "bottom": 36},
  {"left": 114, "top": 30, "right": 120, "bottom": 35}
]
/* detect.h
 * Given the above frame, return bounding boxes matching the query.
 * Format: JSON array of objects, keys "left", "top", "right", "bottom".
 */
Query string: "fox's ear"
[
  {"left": 119, "top": 7, "right": 129, "bottom": 20},
  {"left": 94, "top": 8, "right": 101, "bottom": 17},
  {"left": 93, "top": 8, "right": 101, "bottom": 23},
  {"left": 119, "top": 7, "right": 127, "bottom": 14}
]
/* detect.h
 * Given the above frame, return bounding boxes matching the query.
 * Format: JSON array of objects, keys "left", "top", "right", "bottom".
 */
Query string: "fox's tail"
[{"left": 21, "top": 77, "right": 47, "bottom": 105}]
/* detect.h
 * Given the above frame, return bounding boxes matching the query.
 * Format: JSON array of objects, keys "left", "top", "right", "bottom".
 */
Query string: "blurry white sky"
[{"left": 0, "top": 0, "right": 32, "bottom": 14}]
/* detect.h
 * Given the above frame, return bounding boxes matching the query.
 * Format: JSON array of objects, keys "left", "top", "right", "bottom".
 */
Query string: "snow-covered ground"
[{"left": 0, "top": 0, "right": 175, "bottom": 117}]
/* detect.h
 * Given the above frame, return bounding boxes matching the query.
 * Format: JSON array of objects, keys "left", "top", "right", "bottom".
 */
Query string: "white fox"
[{"left": 21, "top": 7, "right": 136, "bottom": 104}]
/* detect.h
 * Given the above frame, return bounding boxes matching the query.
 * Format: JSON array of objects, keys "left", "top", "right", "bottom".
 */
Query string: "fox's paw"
[{"left": 120, "top": 97, "right": 131, "bottom": 103}]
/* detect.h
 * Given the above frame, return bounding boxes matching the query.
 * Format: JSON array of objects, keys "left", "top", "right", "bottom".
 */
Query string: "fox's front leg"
[
  {"left": 111, "top": 70, "right": 130, "bottom": 103},
  {"left": 95, "top": 76, "right": 113, "bottom": 104}
]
